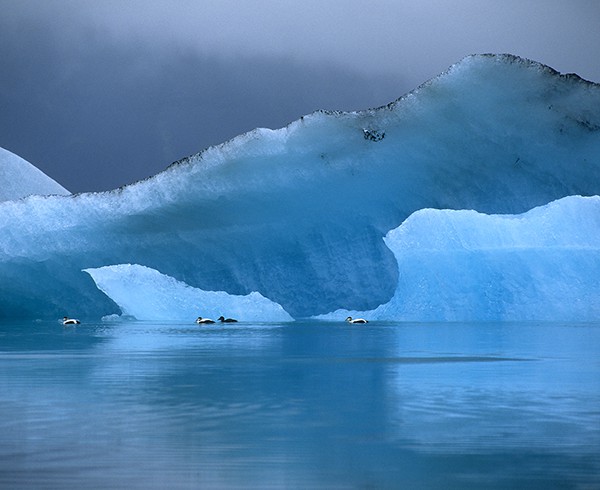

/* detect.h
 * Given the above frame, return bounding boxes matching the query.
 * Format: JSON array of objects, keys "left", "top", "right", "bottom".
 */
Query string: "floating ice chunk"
[
  {"left": 319, "top": 195, "right": 600, "bottom": 322},
  {"left": 83, "top": 264, "right": 293, "bottom": 322}
]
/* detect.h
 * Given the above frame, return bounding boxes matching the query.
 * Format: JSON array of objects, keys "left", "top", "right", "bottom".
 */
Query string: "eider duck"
[
  {"left": 218, "top": 316, "right": 238, "bottom": 323},
  {"left": 196, "top": 316, "right": 215, "bottom": 324},
  {"left": 63, "top": 316, "right": 81, "bottom": 325},
  {"left": 346, "top": 316, "right": 368, "bottom": 324}
]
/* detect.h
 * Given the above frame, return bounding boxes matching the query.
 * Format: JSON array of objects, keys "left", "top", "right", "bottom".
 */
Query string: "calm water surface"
[{"left": 0, "top": 319, "right": 599, "bottom": 489}]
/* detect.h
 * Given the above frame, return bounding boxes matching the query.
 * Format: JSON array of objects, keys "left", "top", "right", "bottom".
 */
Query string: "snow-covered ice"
[{"left": 0, "top": 146, "right": 70, "bottom": 202}]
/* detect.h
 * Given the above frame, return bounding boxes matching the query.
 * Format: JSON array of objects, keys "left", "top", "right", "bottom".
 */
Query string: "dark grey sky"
[{"left": 1, "top": 0, "right": 599, "bottom": 192}]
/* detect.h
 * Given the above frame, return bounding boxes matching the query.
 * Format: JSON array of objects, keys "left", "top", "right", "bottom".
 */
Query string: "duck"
[
  {"left": 346, "top": 316, "right": 368, "bottom": 324},
  {"left": 62, "top": 316, "right": 81, "bottom": 325},
  {"left": 218, "top": 316, "right": 238, "bottom": 323},
  {"left": 195, "top": 316, "right": 215, "bottom": 324}
]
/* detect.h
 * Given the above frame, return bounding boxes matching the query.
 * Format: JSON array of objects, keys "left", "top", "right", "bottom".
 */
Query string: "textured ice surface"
[
  {"left": 0, "top": 54, "right": 599, "bottom": 320},
  {"left": 84, "top": 264, "right": 293, "bottom": 322},
  {"left": 319, "top": 196, "right": 600, "bottom": 321},
  {"left": 0, "top": 146, "right": 70, "bottom": 201}
]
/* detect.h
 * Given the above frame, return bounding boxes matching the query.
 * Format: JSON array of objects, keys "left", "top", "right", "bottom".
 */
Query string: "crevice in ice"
[{"left": 362, "top": 128, "right": 385, "bottom": 142}]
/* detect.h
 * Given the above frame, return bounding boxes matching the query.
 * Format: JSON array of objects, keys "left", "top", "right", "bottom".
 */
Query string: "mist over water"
[{"left": 1, "top": 319, "right": 598, "bottom": 489}]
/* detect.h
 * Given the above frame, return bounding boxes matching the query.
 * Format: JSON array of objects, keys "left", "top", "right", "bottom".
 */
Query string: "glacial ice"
[
  {"left": 0, "top": 54, "right": 599, "bottom": 321},
  {"left": 0, "top": 146, "right": 70, "bottom": 202},
  {"left": 83, "top": 264, "right": 293, "bottom": 322},
  {"left": 319, "top": 196, "right": 600, "bottom": 322}
]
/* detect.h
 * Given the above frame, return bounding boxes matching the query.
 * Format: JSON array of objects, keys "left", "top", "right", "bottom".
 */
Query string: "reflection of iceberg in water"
[
  {"left": 84, "top": 264, "right": 293, "bottom": 322},
  {"left": 385, "top": 358, "right": 600, "bottom": 458},
  {"left": 319, "top": 196, "right": 600, "bottom": 322},
  {"left": 0, "top": 54, "right": 599, "bottom": 320},
  {"left": 379, "top": 322, "right": 600, "bottom": 469}
]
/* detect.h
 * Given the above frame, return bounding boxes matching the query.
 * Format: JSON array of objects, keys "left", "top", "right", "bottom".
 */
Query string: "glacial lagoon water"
[{"left": 0, "top": 319, "right": 599, "bottom": 489}]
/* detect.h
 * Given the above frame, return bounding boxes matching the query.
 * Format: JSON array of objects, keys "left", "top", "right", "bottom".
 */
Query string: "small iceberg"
[
  {"left": 0, "top": 146, "right": 70, "bottom": 202},
  {"left": 83, "top": 264, "right": 293, "bottom": 322},
  {"left": 318, "top": 195, "right": 600, "bottom": 322}
]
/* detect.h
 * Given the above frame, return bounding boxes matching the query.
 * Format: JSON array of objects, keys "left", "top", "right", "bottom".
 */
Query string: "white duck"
[{"left": 346, "top": 316, "right": 368, "bottom": 324}]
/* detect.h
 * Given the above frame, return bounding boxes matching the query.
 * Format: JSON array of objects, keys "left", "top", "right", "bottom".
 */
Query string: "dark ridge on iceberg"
[
  {"left": 156, "top": 53, "right": 598, "bottom": 179},
  {"left": 382, "top": 53, "right": 598, "bottom": 112},
  {"left": 1, "top": 53, "right": 599, "bottom": 320},
  {"left": 469, "top": 53, "right": 596, "bottom": 85},
  {"left": 52, "top": 49, "right": 600, "bottom": 200}
]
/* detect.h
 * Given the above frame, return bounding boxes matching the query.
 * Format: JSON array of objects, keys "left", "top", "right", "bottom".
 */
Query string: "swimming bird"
[
  {"left": 346, "top": 316, "right": 368, "bottom": 324},
  {"left": 218, "top": 316, "right": 238, "bottom": 323},
  {"left": 196, "top": 316, "right": 215, "bottom": 324},
  {"left": 62, "top": 316, "right": 81, "bottom": 325}
]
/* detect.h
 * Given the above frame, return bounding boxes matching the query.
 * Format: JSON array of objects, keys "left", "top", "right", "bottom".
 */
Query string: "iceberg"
[
  {"left": 83, "top": 264, "right": 293, "bottom": 322},
  {"left": 0, "top": 146, "right": 70, "bottom": 202},
  {"left": 319, "top": 196, "right": 600, "bottom": 322},
  {"left": 0, "top": 54, "right": 599, "bottom": 320}
]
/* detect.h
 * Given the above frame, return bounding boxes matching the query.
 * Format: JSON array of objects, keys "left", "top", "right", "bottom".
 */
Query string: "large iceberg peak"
[
  {"left": 127, "top": 53, "right": 600, "bottom": 214},
  {"left": 0, "top": 147, "right": 70, "bottom": 202}
]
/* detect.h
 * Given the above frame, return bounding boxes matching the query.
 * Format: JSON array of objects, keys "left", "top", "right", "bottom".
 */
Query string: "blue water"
[{"left": 0, "top": 320, "right": 599, "bottom": 489}]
